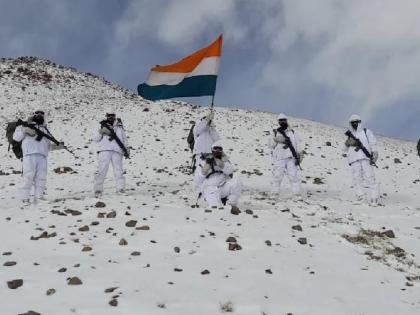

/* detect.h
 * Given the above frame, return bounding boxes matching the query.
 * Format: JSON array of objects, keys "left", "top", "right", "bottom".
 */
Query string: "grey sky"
[{"left": 1, "top": 0, "right": 419, "bottom": 140}]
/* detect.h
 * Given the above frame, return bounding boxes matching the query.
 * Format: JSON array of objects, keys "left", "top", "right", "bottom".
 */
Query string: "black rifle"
[
  {"left": 17, "top": 119, "right": 76, "bottom": 157},
  {"left": 345, "top": 130, "right": 377, "bottom": 168},
  {"left": 100, "top": 120, "right": 130, "bottom": 159},
  {"left": 275, "top": 128, "right": 302, "bottom": 170}
]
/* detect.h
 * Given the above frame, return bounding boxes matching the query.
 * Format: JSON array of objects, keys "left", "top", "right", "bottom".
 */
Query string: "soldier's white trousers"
[
  {"left": 203, "top": 177, "right": 242, "bottom": 207},
  {"left": 94, "top": 151, "right": 125, "bottom": 192},
  {"left": 271, "top": 157, "right": 301, "bottom": 195},
  {"left": 20, "top": 153, "right": 47, "bottom": 200},
  {"left": 350, "top": 159, "right": 379, "bottom": 200}
]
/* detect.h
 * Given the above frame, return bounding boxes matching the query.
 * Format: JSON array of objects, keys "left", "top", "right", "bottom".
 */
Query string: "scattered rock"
[
  {"left": 67, "top": 277, "right": 82, "bottom": 285},
  {"left": 18, "top": 311, "right": 41, "bottom": 315},
  {"left": 58, "top": 267, "right": 67, "bottom": 273},
  {"left": 104, "top": 287, "right": 118, "bottom": 293},
  {"left": 125, "top": 220, "right": 137, "bottom": 227},
  {"left": 119, "top": 238, "right": 128, "bottom": 246},
  {"left": 136, "top": 225, "right": 150, "bottom": 230},
  {"left": 174, "top": 268, "right": 183, "bottom": 272},
  {"left": 265, "top": 269, "right": 273, "bottom": 274},
  {"left": 228, "top": 243, "right": 242, "bottom": 251},
  {"left": 3, "top": 261, "right": 17, "bottom": 266},
  {"left": 64, "top": 209, "right": 82, "bottom": 216},
  {"left": 109, "top": 299, "right": 118, "bottom": 307},
  {"left": 297, "top": 237, "right": 307, "bottom": 245},
  {"left": 230, "top": 206, "right": 241, "bottom": 215},
  {"left": 226, "top": 237, "right": 237, "bottom": 243},
  {"left": 313, "top": 178, "right": 324, "bottom": 185},
  {"left": 30, "top": 231, "right": 56, "bottom": 240},
  {"left": 174, "top": 246, "right": 180, "bottom": 253},
  {"left": 201, "top": 269, "right": 210, "bottom": 275},
  {"left": 220, "top": 301, "right": 234, "bottom": 313},
  {"left": 245, "top": 209, "right": 253, "bottom": 215},
  {"left": 54, "top": 166, "right": 73, "bottom": 174},
  {"left": 382, "top": 229, "right": 395, "bottom": 238},
  {"left": 46, "top": 288, "right": 56, "bottom": 296},
  {"left": 82, "top": 246, "right": 92, "bottom": 252},
  {"left": 7, "top": 279, "right": 23, "bottom": 289},
  {"left": 292, "top": 225, "right": 303, "bottom": 232},
  {"left": 106, "top": 211, "right": 116, "bottom": 218},
  {"left": 394, "top": 158, "right": 402, "bottom": 164},
  {"left": 265, "top": 240, "right": 272, "bottom": 246},
  {"left": 78, "top": 225, "right": 89, "bottom": 232},
  {"left": 95, "top": 201, "right": 106, "bottom": 208},
  {"left": 326, "top": 141, "right": 332, "bottom": 146},
  {"left": 131, "top": 251, "right": 141, "bottom": 256}
]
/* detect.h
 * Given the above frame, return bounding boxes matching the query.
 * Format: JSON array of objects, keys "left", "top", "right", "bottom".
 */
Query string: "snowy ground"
[{"left": 0, "top": 58, "right": 420, "bottom": 315}]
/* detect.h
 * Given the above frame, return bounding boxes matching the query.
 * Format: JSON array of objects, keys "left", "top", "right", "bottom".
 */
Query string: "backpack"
[
  {"left": 187, "top": 123, "right": 195, "bottom": 152},
  {"left": 6, "top": 121, "right": 23, "bottom": 159}
]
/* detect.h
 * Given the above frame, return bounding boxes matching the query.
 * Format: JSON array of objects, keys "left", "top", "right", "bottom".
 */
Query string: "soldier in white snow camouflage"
[
  {"left": 268, "top": 113, "right": 304, "bottom": 199},
  {"left": 344, "top": 114, "right": 380, "bottom": 206},
  {"left": 195, "top": 142, "right": 242, "bottom": 211},
  {"left": 93, "top": 109, "right": 128, "bottom": 197},
  {"left": 192, "top": 111, "right": 220, "bottom": 184},
  {"left": 12, "top": 110, "right": 65, "bottom": 204}
]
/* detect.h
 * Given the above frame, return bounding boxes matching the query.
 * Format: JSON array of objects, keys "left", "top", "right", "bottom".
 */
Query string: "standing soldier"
[
  {"left": 268, "top": 113, "right": 304, "bottom": 200},
  {"left": 344, "top": 114, "right": 379, "bottom": 206},
  {"left": 12, "top": 110, "right": 64, "bottom": 204},
  {"left": 93, "top": 109, "right": 129, "bottom": 197}
]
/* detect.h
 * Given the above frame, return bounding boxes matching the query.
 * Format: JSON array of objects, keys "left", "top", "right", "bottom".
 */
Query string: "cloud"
[
  {"left": 113, "top": 0, "right": 246, "bottom": 49},
  {"left": 259, "top": 0, "right": 420, "bottom": 123}
]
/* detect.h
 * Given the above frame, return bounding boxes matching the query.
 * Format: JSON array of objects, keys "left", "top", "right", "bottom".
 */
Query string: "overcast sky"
[{"left": 1, "top": 0, "right": 420, "bottom": 140}]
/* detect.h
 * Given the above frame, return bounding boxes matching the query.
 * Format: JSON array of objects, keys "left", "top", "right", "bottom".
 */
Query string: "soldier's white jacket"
[
  {"left": 195, "top": 155, "right": 234, "bottom": 190},
  {"left": 193, "top": 117, "right": 220, "bottom": 156},
  {"left": 268, "top": 128, "right": 302, "bottom": 162},
  {"left": 92, "top": 123, "right": 128, "bottom": 155},
  {"left": 13, "top": 124, "right": 52, "bottom": 157},
  {"left": 344, "top": 123, "right": 377, "bottom": 165}
]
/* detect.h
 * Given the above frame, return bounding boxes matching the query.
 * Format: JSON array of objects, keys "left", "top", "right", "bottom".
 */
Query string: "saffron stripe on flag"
[
  {"left": 151, "top": 36, "right": 222, "bottom": 73},
  {"left": 146, "top": 57, "right": 220, "bottom": 86}
]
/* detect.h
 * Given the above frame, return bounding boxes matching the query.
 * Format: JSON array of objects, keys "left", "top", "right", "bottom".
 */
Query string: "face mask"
[
  {"left": 351, "top": 121, "right": 360, "bottom": 130},
  {"left": 33, "top": 115, "right": 44, "bottom": 125},
  {"left": 106, "top": 115, "right": 116, "bottom": 125},
  {"left": 279, "top": 120, "right": 288, "bottom": 130},
  {"left": 212, "top": 146, "right": 223, "bottom": 159}
]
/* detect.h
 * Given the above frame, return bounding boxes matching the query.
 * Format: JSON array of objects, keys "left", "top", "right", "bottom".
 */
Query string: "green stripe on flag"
[{"left": 138, "top": 75, "right": 217, "bottom": 101}]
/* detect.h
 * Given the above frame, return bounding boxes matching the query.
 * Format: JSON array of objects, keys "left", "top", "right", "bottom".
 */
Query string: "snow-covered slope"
[{"left": 0, "top": 57, "right": 419, "bottom": 315}]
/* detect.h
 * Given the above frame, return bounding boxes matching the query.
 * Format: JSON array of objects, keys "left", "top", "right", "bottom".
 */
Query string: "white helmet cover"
[
  {"left": 106, "top": 107, "right": 116, "bottom": 115},
  {"left": 277, "top": 113, "right": 288, "bottom": 120},
  {"left": 211, "top": 141, "right": 224, "bottom": 151},
  {"left": 349, "top": 114, "right": 361, "bottom": 122}
]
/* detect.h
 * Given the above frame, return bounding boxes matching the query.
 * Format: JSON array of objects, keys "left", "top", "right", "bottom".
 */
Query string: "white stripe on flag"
[{"left": 146, "top": 57, "right": 220, "bottom": 86}]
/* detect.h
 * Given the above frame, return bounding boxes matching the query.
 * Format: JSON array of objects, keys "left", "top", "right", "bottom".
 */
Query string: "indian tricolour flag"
[{"left": 138, "top": 35, "right": 222, "bottom": 101}]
